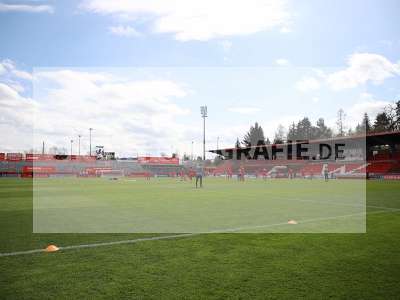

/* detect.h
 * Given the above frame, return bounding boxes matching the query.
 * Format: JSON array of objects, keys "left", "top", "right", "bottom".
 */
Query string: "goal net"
[{"left": 96, "top": 169, "right": 125, "bottom": 179}]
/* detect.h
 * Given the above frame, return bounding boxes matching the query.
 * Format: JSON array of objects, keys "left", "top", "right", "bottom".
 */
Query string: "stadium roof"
[{"left": 209, "top": 130, "right": 400, "bottom": 156}]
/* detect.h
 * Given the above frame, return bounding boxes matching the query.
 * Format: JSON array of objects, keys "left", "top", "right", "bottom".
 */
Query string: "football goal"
[{"left": 96, "top": 169, "right": 125, "bottom": 180}]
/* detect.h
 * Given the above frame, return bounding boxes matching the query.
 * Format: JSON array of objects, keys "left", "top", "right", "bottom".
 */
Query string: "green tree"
[
  {"left": 395, "top": 100, "right": 400, "bottom": 130},
  {"left": 355, "top": 113, "right": 371, "bottom": 134},
  {"left": 235, "top": 138, "right": 241, "bottom": 149},
  {"left": 315, "top": 118, "right": 333, "bottom": 139},
  {"left": 287, "top": 122, "right": 297, "bottom": 141},
  {"left": 242, "top": 122, "right": 266, "bottom": 147},
  {"left": 287, "top": 118, "right": 333, "bottom": 140},
  {"left": 394, "top": 100, "right": 400, "bottom": 130},
  {"left": 296, "top": 117, "right": 313, "bottom": 140},
  {"left": 373, "top": 112, "right": 391, "bottom": 132},
  {"left": 385, "top": 100, "right": 400, "bottom": 131}
]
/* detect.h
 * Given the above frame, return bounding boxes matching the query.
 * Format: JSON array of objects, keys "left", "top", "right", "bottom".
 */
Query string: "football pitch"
[
  {"left": 1, "top": 178, "right": 400, "bottom": 299},
  {"left": 32, "top": 177, "right": 368, "bottom": 233}
]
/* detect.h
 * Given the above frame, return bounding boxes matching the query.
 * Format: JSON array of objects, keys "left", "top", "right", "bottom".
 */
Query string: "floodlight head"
[{"left": 200, "top": 106, "right": 208, "bottom": 117}]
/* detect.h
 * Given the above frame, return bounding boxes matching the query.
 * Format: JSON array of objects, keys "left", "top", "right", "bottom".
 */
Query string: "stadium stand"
[
  {"left": 0, "top": 154, "right": 183, "bottom": 178},
  {"left": 1, "top": 131, "right": 399, "bottom": 179},
  {"left": 367, "top": 162, "right": 395, "bottom": 174},
  {"left": 209, "top": 131, "right": 400, "bottom": 179}
]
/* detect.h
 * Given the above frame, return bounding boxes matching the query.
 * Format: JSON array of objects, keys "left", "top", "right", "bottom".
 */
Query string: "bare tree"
[
  {"left": 336, "top": 109, "right": 346, "bottom": 137},
  {"left": 273, "top": 124, "right": 286, "bottom": 144}
]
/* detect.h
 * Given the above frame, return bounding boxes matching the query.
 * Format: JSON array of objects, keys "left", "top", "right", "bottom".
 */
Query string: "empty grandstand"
[
  {"left": 209, "top": 131, "right": 400, "bottom": 179},
  {"left": 0, "top": 154, "right": 182, "bottom": 178}
]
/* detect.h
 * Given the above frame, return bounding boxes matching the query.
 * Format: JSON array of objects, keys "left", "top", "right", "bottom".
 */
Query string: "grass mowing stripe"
[
  {"left": 266, "top": 194, "right": 399, "bottom": 211},
  {"left": 211, "top": 209, "right": 399, "bottom": 232},
  {"left": 1, "top": 209, "right": 399, "bottom": 258}
]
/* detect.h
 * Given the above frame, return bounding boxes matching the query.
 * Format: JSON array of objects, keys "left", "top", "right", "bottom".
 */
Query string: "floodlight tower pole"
[
  {"left": 78, "top": 135, "right": 81, "bottom": 156},
  {"left": 200, "top": 106, "right": 207, "bottom": 161},
  {"left": 89, "top": 128, "right": 93, "bottom": 156},
  {"left": 191, "top": 141, "right": 194, "bottom": 160},
  {"left": 70, "top": 140, "right": 73, "bottom": 159}
]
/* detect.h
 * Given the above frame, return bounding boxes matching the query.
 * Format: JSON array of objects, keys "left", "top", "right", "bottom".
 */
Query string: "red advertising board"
[
  {"left": 25, "top": 154, "right": 55, "bottom": 161},
  {"left": 85, "top": 167, "right": 112, "bottom": 175},
  {"left": 79, "top": 155, "right": 96, "bottom": 161},
  {"left": 6, "top": 153, "right": 23, "bottom": 161},
  {"left": 383, "top": 174, "right": 400, "bottom": 180},
  {"left": 22, "top": 166, "right": 56, "bottom": 174},
  {"left": 24, "top": 154, "right": 96, "bottom": 161},
  {"left": 138, "top": 157, "right": 179, "bottom": 165}
]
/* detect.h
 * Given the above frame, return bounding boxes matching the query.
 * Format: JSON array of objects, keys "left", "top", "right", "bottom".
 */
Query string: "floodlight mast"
[
  {"left": 89, "top": 128, "right": 93, "bottom": 156},
  {"left": 78, "top": 135, "right": 81, "bottom": 156},
  {"left": 200, "top": 106, "right": 207, "bottom": 161},
  {"left": 191, "top": 141, "right": 194, "bottom": 160},
  {"left": 70, "top": 139, "right": 73, "bottom": 159}
]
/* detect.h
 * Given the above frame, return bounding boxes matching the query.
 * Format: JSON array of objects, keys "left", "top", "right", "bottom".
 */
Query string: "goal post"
[{"left": 96, "top": 169, "right": 125, "bottom": 179}]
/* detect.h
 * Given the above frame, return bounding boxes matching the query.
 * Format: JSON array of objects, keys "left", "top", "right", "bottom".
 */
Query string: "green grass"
[
  {"left": 32, "top": 177, "right": 367, "bottom": 233},
  {"left": 1, "top": 178, "right": 400, "bottom": 299}
]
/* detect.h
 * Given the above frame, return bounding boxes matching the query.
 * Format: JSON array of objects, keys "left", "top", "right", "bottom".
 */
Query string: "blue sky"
[{"left": 0, "top": 0, "right": 399, "bottom": 156}]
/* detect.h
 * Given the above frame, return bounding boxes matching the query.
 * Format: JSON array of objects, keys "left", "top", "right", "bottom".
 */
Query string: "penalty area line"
[{"left": 0, "top": 209, "right": 399, "bottom": 258}]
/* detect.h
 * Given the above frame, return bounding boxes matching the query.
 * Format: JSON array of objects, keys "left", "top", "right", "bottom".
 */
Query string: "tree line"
[{"left": 236, "top": 100, "right": 400, "bottom": 147}]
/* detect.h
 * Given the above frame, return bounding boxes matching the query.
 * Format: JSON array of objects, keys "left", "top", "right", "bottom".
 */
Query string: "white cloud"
[
  {"left": 29, "top": 69, "right": 192, "bottom": 156},
  {"left": 327, "top": 53, "right": 400, "bottom": 90},
  {"left": 109, "top": 25, "right": 141, "bottom": 37},
  {"left": 379, "top": 40, "right": 394, "bottom": 48},
  {"left": 0, "top": 64, "right": 198, "bottom": 155},
  {"left": 280, "top": 26, "right": 292, "bottom": 33},
  {"left": 275, "top": 58, "right": 290, "bottom": 66},
  {"left": 312, "top": 97, "right": 319, "bottom": 103},
  {"left": 0, "top": 59, "right": 14, "bottom": 72},
  {"left": 293, "top": 54, "right": 400, "bottom": 93},
  {"left": 349, "top": 100, "right": 389, "bottom": 118},
  {"left": 293, "top": 53, "right": 399, "bottom": 93},
  {"left": 0, "top": 3, "right": 54, "bottom": 13},
  {"left": 344, "top": 93, "right": 391, "bottom": 129},
  {"left": 0, "top": 82, "right": 35, "bottom": 152},
  {"left": 12, "top": 69, "right": 33, "bottom": 81},
  {"left": 261, "top": 115, "right": 301, "bottom": 140},
  {"left": 0, "top": 82, "right": 21, "bottom": 102},
  {"left": 349, "top": 93, "right": 390, "bottom": 117},
  {"left": 0, "top": 59, "right": 32, "bottom": 80},
  {"left": 0, "top": 63, "right": 5, "bottom": 75},
  {"left": 81, "top": 0, "right": 292, "bottom": 41},
  {"left": 220, "top": 40, "right": 232, "bottom": 52},
  {"left": 228, "top": 106, "right": 260, "bottom": 115},
  {"left": 295, "top": 76, "right": 320, "bottom": 92}
]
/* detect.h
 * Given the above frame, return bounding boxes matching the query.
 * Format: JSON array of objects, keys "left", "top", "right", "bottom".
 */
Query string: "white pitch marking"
[
  {"left": 0, "top": 209, "right": 398, "bottom": 258},
  {"left": 268, "top": 194, "right": 400, "bottom": 211},
  {"left": 0, "top": 234, "right": 195, "bottom": 258}
]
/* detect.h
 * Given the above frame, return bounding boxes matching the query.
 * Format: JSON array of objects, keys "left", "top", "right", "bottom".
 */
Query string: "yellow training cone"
[
  {"left": 287, "top": 220, "right": 298, "bottom": 225},
  {"left": 45, "top": 244, "right": 60, "bottom": 253}
]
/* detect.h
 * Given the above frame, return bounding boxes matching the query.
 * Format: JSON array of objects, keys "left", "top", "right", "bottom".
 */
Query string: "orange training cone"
[
  {"left": 287, "top": 220, "right": 298, "bottom": 225},
  {"left": 45, "top": 244, "right": 60, "bottom": 253}
]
